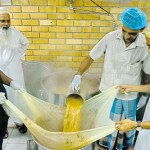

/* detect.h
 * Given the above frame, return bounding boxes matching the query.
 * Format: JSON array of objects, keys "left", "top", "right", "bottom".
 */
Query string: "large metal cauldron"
[
  {"left": 22, "top": 61, "right": 53, "bottom": 101},
  {"left": 33, "top": 136, "right": 93, "bottom": 150},
  {"left": 33, "top": 71, "right": 99, "bottom": 150},
  {"left": 41, "top": 71, "right": 100, "bottom": 106},
  {"left": 22, "top": 62, "right": 100, "bottom": 150}
]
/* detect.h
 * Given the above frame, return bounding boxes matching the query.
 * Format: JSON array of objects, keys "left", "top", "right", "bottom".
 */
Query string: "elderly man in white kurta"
[
  {"left": 0, "top": 7, "right": 29, "bottom": 134},
  {"left": 71, "top": 7, "right": 150, "bottom": 150}
]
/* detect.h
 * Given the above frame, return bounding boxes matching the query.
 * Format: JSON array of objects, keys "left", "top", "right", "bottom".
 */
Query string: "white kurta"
[
  {"left": 0, "top": 27, "right": 29, "bottom": 124},
  {"left": 134, "top": 98, "right": 150, "bottom": 150}
]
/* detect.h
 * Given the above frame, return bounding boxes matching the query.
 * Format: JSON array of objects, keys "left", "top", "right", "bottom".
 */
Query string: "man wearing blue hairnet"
[{"left": 71, "top": 7, "right": 150, "bottom": 150}]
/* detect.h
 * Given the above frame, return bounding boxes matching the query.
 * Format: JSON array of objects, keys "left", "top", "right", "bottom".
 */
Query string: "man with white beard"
[{"left": 0, "top": 7, "right": 29, "bottom": 135}]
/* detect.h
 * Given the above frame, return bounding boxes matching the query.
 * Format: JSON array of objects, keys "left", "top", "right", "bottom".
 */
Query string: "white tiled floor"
[
  {"left": 3, "top": 127, "right": 30, "bottom": 150},
  {"left": 3, "top": 118, "right": 31, "bottom": 150}
]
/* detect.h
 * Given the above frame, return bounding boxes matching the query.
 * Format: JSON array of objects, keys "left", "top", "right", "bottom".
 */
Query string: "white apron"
[{"left": 134, "top": 98, "right": 150, "bottom": 150}]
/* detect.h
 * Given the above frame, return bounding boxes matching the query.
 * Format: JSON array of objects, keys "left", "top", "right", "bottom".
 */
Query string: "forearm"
[
  {"left": 127, "top": 121, "right": 150, "bottom": 130},
  {"left": 0, "top": 71, "right": 12, "bottom": 86},
  {"left": 139, "top": 85, "right": 150, "bottom": 93},
  {"left": 130, "top": 85, "right": 150, "bottom": 93},
  {"left": 141, "top": 121, "right": 150, "bottom": 129},
  {"left": 119, "top": 84, "right": 150, "bottom": 93},
  {"left": 77, "top": 56, "right": 94, "bottom": 75}
]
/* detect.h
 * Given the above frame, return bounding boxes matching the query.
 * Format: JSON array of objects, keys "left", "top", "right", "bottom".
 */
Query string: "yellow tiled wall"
[{"left": 1, "top": 0, "right": 150, "bottom": 75}]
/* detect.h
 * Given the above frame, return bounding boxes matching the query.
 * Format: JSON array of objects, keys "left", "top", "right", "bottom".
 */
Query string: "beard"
[
  {"left": 123, "top": 36, "right": 137, "bottom": 44},
  {"left": 0, "top": 27, "right": 18, "bottom": 67},
  {"left": 125, "top": 38, "right": 134, "bottom": 43},
  {"left": 0, "top": 27, "right": 17, "bottom": 50},
  {"left": 2, "top": 26, "right": 10, "bottom": 30}
]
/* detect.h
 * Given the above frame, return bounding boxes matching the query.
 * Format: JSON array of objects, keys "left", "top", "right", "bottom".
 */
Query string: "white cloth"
[
  {"left": 89, "top": 29, "right": 150, "bottom": 100},
  {"left": 0, "top": 27, "right": 29, "bottom": 124},
  {"left": 0, "top": 7, "right": 9, "bottom": 14},
  {"left": 0, "top": 92, "right": 5, "bottom": 104},
  {"left": 134, "top": 97, "right": 150, "bottom": 150},
  {"left": 137, "top": 95, "right": 147, "bottom": 110},
  {"left": 10, "top": 81, "right": 25, "bottom": 92}
]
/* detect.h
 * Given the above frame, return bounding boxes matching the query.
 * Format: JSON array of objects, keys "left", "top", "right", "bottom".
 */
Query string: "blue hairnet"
[{"left": 120, "top": 7, "right": 147, "bottom": 30}]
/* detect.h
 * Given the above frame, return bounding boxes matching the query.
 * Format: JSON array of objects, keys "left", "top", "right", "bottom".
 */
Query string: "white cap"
[
  {"left": 144, "top": 22, "right": 150, "bottom": 38},
  {"left": 0, "top": 7, "right": 9, "bottom": 14}
]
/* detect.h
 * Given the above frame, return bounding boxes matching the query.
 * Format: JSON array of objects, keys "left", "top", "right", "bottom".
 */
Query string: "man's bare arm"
[
  {"left": 77, "top": 56, "right": 94, "bottom": 75},
  {"left": 0, "top": 71, "right": 12, "bottom": 86},
  {"left": 119, "top": 84, "right": 150, "bottom": 93}
]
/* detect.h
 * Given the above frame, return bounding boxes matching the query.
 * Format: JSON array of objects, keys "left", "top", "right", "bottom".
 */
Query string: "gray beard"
[{"left": 0, "top": 27, "right": 17, "bottom": 50}]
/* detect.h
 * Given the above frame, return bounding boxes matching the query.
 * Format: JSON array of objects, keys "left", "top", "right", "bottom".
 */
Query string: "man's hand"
[
  {"left": 117, "top": 85, "right": 129, "bottom": 95},
  {"left": 119, "top": 84, "right": 142, "bottom": 93},
  {"left": 71, "top": 75, "right": 82, "bottom": 92},
  {"left": 10, "top": 81, "right": 25, "bottom": 92},
  {"left": 115, "top": 119, "right": 137, "bottom": 132}
]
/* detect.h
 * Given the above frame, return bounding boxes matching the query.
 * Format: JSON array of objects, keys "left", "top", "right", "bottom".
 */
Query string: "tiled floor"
[
  {"left": 3, "top": 127, "right": 30, "bottom": 150},
  {"left": 3, "top": 118, "right": 31, "bottom": 150}
]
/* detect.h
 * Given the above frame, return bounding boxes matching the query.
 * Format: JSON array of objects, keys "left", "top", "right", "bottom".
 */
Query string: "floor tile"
[
  {"left": 3, "top": 126, "right": 31, "bottom": 150},
  {"left": 8, "top": 128, "right": 30, "bottom": 144},
  {"left": 4, "top": 143, "right": 27, "bottom": 150}
]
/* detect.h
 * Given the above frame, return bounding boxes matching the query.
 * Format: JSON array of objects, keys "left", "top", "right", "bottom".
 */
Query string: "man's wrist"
[
  {"left": 75, "top": 74, "right": 82, "bottom": 78},
  {"left": 76, "top": 72, "right": 82, "bottom": 76},
  {"left": 136, "top": 121, "right": 142, "bottom": 131},
  {"left": 137, "top": 121, "right": 141, "bottom": 127}
]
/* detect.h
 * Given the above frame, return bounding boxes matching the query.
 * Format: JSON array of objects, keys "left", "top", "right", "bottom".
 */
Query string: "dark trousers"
[
  {"left": 0, "top": 137, "right": 3, "bottom": 150},
  {"left": 0, "top": 82, "right": 9, "bottom": 150},
  {"left": 0, "top": 105, "right": 9, "bottom": 138}
]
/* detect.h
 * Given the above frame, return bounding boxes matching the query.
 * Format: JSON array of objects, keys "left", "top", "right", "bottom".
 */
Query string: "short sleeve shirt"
[{"left": 90, "top": 29, "right": 150, "bottom": 100}]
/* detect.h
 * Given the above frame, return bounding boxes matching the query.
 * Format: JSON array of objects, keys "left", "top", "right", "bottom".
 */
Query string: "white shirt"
[
  {"left": 0, "top": 27, "right": 29, "bottom": 119},
  {"left": 0, "top": 27, "right": 29, "bottom": 124},
  {"left": 134, "top": 98, "right": 150, "bottom": 150},
  {"left": 0, "top": 27, "right": 29, "bottom": 68},
  {"left": 90, "top": 29, "right": 150, "bottom": 100}
]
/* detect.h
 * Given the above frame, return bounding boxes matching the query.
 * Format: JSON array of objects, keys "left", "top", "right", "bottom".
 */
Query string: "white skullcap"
[
  {"left": 0, "top": 7, "right": 9, "bottom": 14},
  {"left": 145, "top": 22, "right": 150, "bottom": 38}
]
